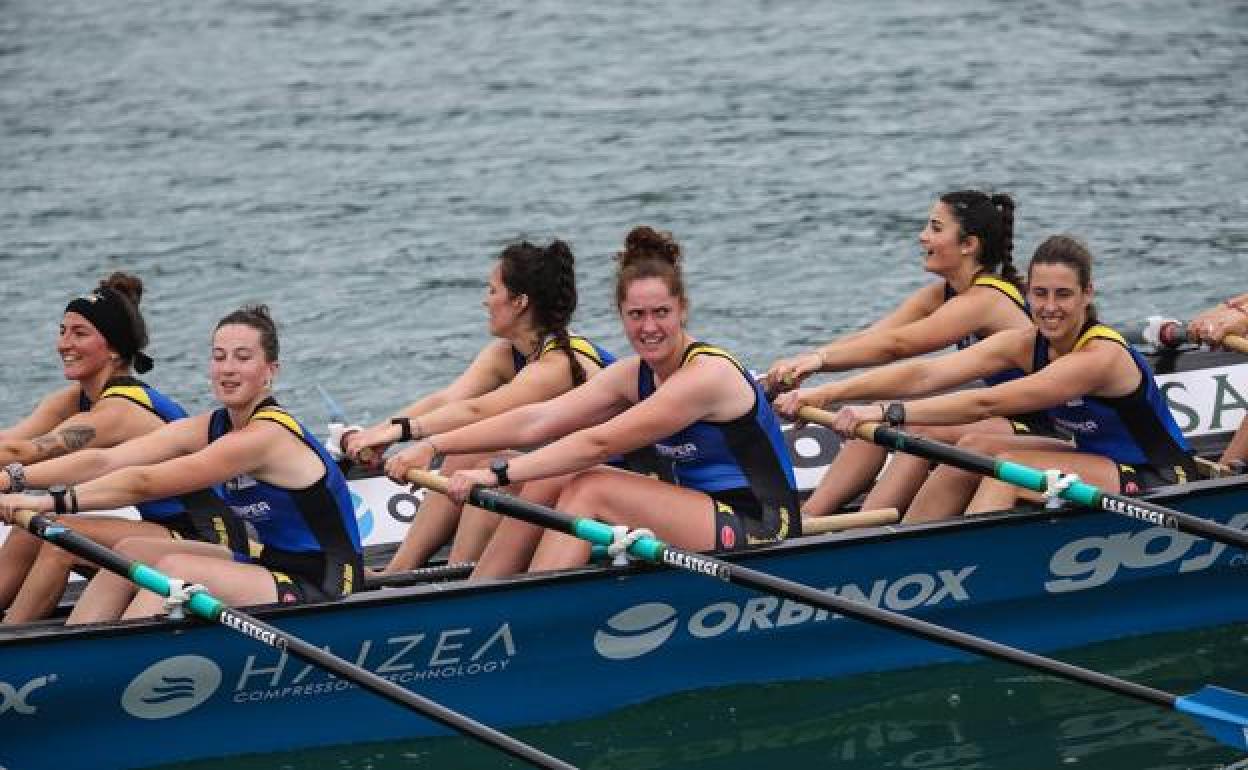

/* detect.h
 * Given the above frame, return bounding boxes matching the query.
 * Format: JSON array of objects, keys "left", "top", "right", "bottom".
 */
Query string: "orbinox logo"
[
  {"left": 122, "top": 655, "right": 222, "bottom": 720},
  {"left": 594, "top": 603, "right": 679, "bottom": 660}
]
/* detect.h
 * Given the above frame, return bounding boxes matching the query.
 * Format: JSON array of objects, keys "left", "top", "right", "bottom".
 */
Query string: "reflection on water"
[{"left": 156, "top": 624, "right": 1248, "bottom": 769}]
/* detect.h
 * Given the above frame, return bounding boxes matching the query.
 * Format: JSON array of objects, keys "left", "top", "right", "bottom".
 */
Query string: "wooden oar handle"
[
  {"left": 1225, "top": 334, "right": 1248, "bottom": 355},
  {"left": 803, "top": 508, "right": 899, "bottom": 534},
  {"left": 12, "top": 510, "right": 39, "bottom": 530},
  {"left": 408, "top": 469, "right": 449, "bottom": 494},
  {"left": 794, "top": 405, "right": 881, "bottom": 443}
]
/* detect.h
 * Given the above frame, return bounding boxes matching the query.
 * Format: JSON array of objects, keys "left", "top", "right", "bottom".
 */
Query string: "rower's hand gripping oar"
[
  {"left": 797, "top": 407, "right": 1248, "bottom": 552},
  {"left": 407, "top": 470, "right": 1248, "bottom": 752},
  {"left": 1139, "top": 317, "right": 1248, "bottom": 355},
  {"left": 8, "top": 510, "right": 577, "bottom": 770}
]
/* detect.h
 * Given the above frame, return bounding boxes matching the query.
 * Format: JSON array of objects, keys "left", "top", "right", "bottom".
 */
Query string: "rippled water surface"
[{"left": 3, "top": 0, "right": 1247, "bottom": 766}]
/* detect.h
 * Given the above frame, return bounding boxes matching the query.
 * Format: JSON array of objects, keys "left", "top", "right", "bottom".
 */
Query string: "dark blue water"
[{"left": 3, "top": 1, "right": 1247, "bottom": 767}]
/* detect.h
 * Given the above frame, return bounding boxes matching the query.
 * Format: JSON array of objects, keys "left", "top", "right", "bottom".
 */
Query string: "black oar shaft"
[{"left": 15, "top": 512, "right": 576, "bottom": 770}]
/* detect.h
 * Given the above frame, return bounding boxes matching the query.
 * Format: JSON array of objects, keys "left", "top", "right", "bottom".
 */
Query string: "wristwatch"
[
  {"left": 48, "top": 484, "right": 74, "bottom": 516},
  {"left": 882, "top": 402, "right": 906, "bottom": 427},
  {"left": 390, "top": 417, "right": 414, "bottom": 443},
  {"left": 489, "top": 457, "right": 511, "bottom": 486}
]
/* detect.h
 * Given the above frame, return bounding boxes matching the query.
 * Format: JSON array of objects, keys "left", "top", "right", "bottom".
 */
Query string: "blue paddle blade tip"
[{"left": 1175, "top": 685, "right": 1248, "bottom": 750}]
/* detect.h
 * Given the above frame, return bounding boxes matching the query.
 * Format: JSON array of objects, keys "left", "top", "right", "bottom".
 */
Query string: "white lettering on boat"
[
  {"left": 0, "top": 675, "right": 56, "bottom": 716},
  {"left": 594, "top": 567, "right": 977, "bottom": 658},
  {"left": 1045, "top": 512, "right": 1248, "bottom": 593},
  {"left": 661, "top": 550, "right": 730, "bottom": 579},
  {"left": 229, "top": 624, "right": 517, "bottom": 702}
]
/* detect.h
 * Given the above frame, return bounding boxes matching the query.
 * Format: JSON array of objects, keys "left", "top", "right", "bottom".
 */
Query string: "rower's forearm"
[
  {"left": 24, "top": 449, "right": 115, "bottom": 489},
  {"left": 75, "top": 467, "right": 177, "bottom": 512},
  {"left": 509, "top": 434, "right": 612, "bottom": 484},
  {"left": 905, "top": 391, "right": 996, "bottom": 426}
]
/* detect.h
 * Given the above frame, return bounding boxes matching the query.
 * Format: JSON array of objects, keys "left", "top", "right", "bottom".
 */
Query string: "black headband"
[{"left": 65, "top": 288, "right": 154, "bottom": 373}]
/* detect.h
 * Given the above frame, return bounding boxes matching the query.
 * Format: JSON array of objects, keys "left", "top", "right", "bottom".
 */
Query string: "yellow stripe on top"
[
  {"left": 682, "top": 343, "right": 745, "bottom": 371},
  {"left": 539, "top": 335, "right": 608, "bottom": 367},
  {"left": 1074, "top": 324, "right": 1129, "bottom": 352},
  {"left": 252, "top": 408, "right": 305, "bottom": 439},
  {"left": 98, "top": 385, "right": 155, "bottom": 412},
  {"left": 972, "top": 275, "right": 1026, "bottom": 309}
]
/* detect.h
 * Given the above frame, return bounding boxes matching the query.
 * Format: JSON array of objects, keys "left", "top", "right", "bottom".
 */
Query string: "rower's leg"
[
  {"left": 0, "top": 529, "right": 42, "bottom": 612},
  {"left": 382, "top": 452, "right": 490, "bottom": 573},
  {"left": 464, "top": 476, "right": 568, "bottom": 578},
  {"left": 4, "top": 517, "right": 170, "bottom": 624},
  {"left": 122, "top": 546, "right": 272, "bottom": 619},
  {"left": 904, "top": 434, "right": 1073, "bottom": 524},
  {"left": 800, "top": 439, "right": 888, "bottom": 516},
  {"left": 66, "top": 535, "right": 185, "bottom": 625},
  {"left": 966, "top": 448, "right": 1120, "bottom": 515},
  {"left": 1219, "top": 418, "right": 1248, "bottom": 467}
]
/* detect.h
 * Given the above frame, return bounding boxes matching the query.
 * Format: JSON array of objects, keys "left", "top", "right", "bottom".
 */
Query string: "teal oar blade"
[
  {"left": 795, "top": 408, "right": 1248, "bottom": 552},
  {"left": 12, "top": 510, "right": 577, "bottom": 770},
  {"left": 1175, "top": 685, "right": 1248, "bottom": 751},
  {"left": 406, "top": 469, "right": 1248, "bottom": 753}
]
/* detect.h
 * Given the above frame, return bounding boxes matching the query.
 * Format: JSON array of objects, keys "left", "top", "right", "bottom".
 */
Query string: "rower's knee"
[
  {"left": 34, "top": 542, "right": 75, "bottom": 570},
  {"left": 556, "top": 470, "right": 611, "bottom": 514},
  {"left": 956, "top": 432, "right": 1012, "bottom": 454}
]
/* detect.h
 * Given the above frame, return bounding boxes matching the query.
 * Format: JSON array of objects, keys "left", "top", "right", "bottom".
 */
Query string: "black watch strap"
[
  {"left": 490, "top": 457, "right": 511, "bottom": 486},
  {"left": 391, "top": 417, "right": 414, "bottom": 443},
  {"left": 48, "top": 484, "right": 76, "bottom": 515},
  {"left": 883, "top": 402, "right": 906, "bottom": 427}
]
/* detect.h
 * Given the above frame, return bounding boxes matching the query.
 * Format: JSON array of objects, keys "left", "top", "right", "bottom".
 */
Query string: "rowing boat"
[{"left": 0, "top": 345, "right": 1244, "bottom": 769}]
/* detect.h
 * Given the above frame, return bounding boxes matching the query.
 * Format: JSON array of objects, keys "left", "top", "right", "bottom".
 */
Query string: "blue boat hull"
[{"left": 2, "top": 478, "right": 1246, "bottom": 769}]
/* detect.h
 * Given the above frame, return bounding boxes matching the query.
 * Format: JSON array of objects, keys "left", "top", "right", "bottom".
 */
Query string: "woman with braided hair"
[
  {"left": 345, "top": 239, "right": 622, "bottom": 573},
  {"left": 770, "top": 190, "right": 1048, "bottom": 521},
  {"left": 0, "top": 273, "right": 241, "bottom": 624}
]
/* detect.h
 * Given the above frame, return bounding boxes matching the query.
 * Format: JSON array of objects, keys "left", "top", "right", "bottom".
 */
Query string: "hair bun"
[
  {"left": 99, "top": 272, "right": 144, "bottom": 307},
  {"left": 620, "top": 225, "right": 681, "bottom": 266},
  {"left": 990, "top": 192, "right": 1016, "bottom": 213}
]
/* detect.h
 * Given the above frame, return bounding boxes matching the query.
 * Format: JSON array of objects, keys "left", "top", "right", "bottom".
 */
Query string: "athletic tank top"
[
  {"left": 1032, "top": 323, "right": 1193, "bottom": 469},
  {"left": 943, "top": 274, "right": 1030, "bottom": 387},
  {"left": 511, "top": 333, "right": 615, "bottom": 374},
  {"left": 638, "top": 342, "right": 799, "bottom": 510}
]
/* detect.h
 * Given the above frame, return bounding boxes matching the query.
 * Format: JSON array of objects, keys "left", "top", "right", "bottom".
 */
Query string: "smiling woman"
[
  {"left": 0, "top": 273, "right": 242, "bottom": 625},
  {"left": 0, "top": 305, "right": 363, "bottom": 623}
]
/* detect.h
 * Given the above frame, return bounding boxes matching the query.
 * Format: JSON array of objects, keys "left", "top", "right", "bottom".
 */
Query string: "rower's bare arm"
[
  {"left": 1, "top": 386, "right": 79, "bottom": 441},
  {"left": 71, "top": 417, "right": 265, "bottom": 511},
  {"left": 819, "top": 283, "right": 982, "bottom": 370},
  {"left": 391, "top": 341, "right": 513, "bottom": 422},
  {"left": 418, "top": 351, "right": 585, "bottom": 437},
  {"left": 816, "top": 330, "right": 1027, "bottom": 404},
  {"left": 21, "top": 414, "right": 209, "bottom": 489},
  {"left": 0, "top": 396, "right": 154, "bottom": 466},
  {"left": 906, "top": 345, "right": 1109, "bottom": 426}
]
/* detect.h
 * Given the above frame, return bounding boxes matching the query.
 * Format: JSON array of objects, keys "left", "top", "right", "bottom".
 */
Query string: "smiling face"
[
  {"left": 619, "top": 276, "right": 687, "bottom": 365},
  {"left": 483, "top": 263, "right": 530, "bottom": 338},
  {"left": 58, "top": 311, "right": 115, "bottom": 382},
  {"left": 1027, "top": 262, "right": 1092, "bottom": 341},
  {"left": 210, "top": 324, "right": 278, "bottom": 409},
  {"left": 918, "top": 201, "right": 976, "bottom": 275}
]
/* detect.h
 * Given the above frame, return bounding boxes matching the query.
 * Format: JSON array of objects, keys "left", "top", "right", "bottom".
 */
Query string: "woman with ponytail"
[
  {"left": 769, "top": 191, "right": 1046, "bottom": 521},
  {"left": 345, "top": 240, "right": 620, "bottom": 573},
  {"left": 0, "top": 273, "right": 242, "bottom": 624},
  {"left": 408, "top": 226, "right": 800, "bottom": 577}
]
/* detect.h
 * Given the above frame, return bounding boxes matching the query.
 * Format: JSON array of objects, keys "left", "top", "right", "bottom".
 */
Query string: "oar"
[
  {"left": 797, "top": 407, "right": 1248, "bottom": 551},
  {"left": 1133, "top": 317, "right": 1248, "bottom": 355},
  {"left": 10, "top": 510, "right": 576, "bottom": 770},
  {"left": 407, "top": 470, "right": 1248, "bottom": 752}
]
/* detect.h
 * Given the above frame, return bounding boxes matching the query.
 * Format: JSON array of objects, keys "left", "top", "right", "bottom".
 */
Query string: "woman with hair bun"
[
  {"left": 0, "top": 273, "right": 242, "bottom": 624},
  {"left": 1, "top": 304, "right": 363, "bottom": 622},
  {"left": 346, "top": 239, "right": 624, "bottom": 574},
  {"left": 770, "top": 191, "right": 1045, "bottom": 521},
  {"left": 419, "top": 225, "right": 800, "bottom": 575}
]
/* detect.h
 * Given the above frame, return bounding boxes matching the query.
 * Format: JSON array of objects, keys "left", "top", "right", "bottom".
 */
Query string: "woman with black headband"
[{"left": 0, "top": 273, "right": 241, "bottom": 624}]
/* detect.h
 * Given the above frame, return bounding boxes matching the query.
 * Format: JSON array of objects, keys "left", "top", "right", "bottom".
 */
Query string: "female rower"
[
  {"left": 343, "top": 240, "right": 618, "bottom": 573},
  {"left": 767, "top": 191, "right": 1043, "bottom": 518},
  {"left": 0, "top": 305, "right": 362, "bottom": 623},
  {"left": 816, "top": 235, "right": 1198, "bottom": 519},
  {"left": 1189, "top": 292, "right": 1248, "bottom": 469},
  {"left": 391, "top": 225, "right": 800, "bottom": 576},
  {"left": 0, "top": 273, "right": 239, "bottom": 624}
]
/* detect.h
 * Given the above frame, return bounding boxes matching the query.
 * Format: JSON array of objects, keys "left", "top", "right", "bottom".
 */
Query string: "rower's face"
[
  {"left": 918, "top": 202, "right": 973, "bottom": 273},
  {"left": 619, "top": 277, "right": 686, "bottom": 361},
  {"left": 210, "top": 324, "right": 278, "bottom": 407},
  {"left": 483, "top": 264, "right": 528, "bottom": 337},
  {"left": 1028, "top": 263, "right": 1091, "bottom": 338},
  {"left": 57, "top": 311, "right": 113, "bottom": 381}
]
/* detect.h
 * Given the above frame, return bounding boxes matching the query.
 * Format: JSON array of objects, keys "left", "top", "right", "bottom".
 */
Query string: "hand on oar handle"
[
  {"left": 384, "top": 439, "right": 440, "bottom": 486},
  {"left": 796, "top": 404, "right": 884, "bottom": 440}
]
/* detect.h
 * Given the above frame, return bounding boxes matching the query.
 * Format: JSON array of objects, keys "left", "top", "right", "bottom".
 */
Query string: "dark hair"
[
  {"left": 1028, "top": 234, "right": 1098, "bottom": 324},
  {"left": 214, "top": 304, "right": 280, "bottom": 362},
  {"left": 497, "top": 240, "right": 586, "bottom": 386},
  {"left": 614, "top": 226, "right": 686, "bottom": 309},
  {"left": 64, "top": 272, "right": 153, "bottom": 373},
  {"left": 940, "top": 190, "right": 1020, "bottom": 288},
  {"left": 99, "top": 271, "right": 150, "bottom": 366}
]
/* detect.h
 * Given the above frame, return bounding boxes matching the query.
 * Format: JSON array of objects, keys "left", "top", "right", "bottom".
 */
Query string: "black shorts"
[
  {"left": 162, "top": 508, "right": 249, "bottom": 553},
  {"left": 1007, "top": 411, "right": 1060, "bottom": 437},
  {"left": 1117, "top": 460, "right": 1197, "bottom": 496},
  {"left": 258, "top": 547, "right": 362, "bottom": 605},
  {"left": 707, "top": 488, "right": 800, "bottom": 551}
]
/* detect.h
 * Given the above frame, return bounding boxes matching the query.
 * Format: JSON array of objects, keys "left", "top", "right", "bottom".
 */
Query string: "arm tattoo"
[
  {"left": 31, "top": 434, "right": 60, "bottom": 453},
  {"left": 59, "top": 425, "right": 97, "bottom": 451}
]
